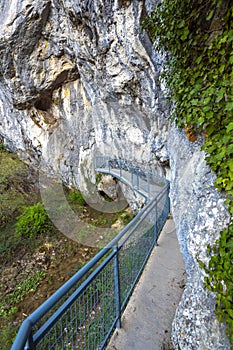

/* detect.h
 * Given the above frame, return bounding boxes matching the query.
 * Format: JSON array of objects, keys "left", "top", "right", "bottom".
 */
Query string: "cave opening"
[{"left": 34, "top": 95, "right": 52, "bottom": 111}]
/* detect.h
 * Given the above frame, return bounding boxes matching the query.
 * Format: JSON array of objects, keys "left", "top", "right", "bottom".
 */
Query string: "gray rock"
[{"left": 168, "top": 128, "right": 231, "bottom": 349}]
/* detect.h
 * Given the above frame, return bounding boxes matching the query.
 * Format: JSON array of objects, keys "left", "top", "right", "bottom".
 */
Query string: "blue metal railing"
[
  {"left": 94, "top": 156, "right": 167, "bottom": 199},
  {"left": 11, "top": 158, "right": 170, "bottom": 350}
]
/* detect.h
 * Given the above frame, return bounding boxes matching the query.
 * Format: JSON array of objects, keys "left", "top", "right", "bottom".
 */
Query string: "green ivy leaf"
[
  {"left": 206, "top": 9, "right": 214, "bottom": 21},
  {"left": 177, "top": 19, "right": 185, "bottom": 28},
  {"left": 181, "top": 27, "right": 189, "bottom": 41},
  {"left": 226, "top": 122, "right": 233, "bottom": 133},
  {"left": 226, "top": 102, "right": 233, "bottom": 111}
]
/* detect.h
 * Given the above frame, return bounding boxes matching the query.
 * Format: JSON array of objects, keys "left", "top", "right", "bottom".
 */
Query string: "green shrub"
[
  {"left": 95, "top": 173, "right": 102, "bottom": 184},
  {"left": 120, "top": 213, "right": 134, "bottom": 225},
  {"left": 67, "top": 190, "right": 86, "bottom": 206},
  {"left": 92, "top": 216, "right": 108, "bottom": 227},
  {"left": 0, "top": 142, "right": 6, "bottom": 151},
  {"left": 15, "top": 202, "right": 51, "bottom": 238}
]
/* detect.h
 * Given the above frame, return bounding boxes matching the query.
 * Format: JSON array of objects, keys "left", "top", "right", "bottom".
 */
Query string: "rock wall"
[
  {"left": 0, "top": 0, "right": 168, "bottom": 185},
  {"left": 168, "top": 129, "right": 231, "bottom": 349},
  {"left": 0, "top": 0, "right": 231, "bottom": 348}
]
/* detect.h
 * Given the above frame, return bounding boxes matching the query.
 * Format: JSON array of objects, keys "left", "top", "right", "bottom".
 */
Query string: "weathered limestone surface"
[
  {"left": 168, "top": 129, "right": 231, "bottom": 349},
  {"left": 0, "top": 0, "right": 230, "bottom": 349},
  {"left": 0, "top": 0, "right": 168, "bottom": 185}
]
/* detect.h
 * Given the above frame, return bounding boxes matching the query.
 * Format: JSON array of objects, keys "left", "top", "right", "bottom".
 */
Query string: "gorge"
[{"left": 0, "top": 0, "right": 231, "bottom": 349}]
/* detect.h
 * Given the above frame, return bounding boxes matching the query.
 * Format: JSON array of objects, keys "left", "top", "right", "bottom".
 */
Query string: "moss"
[{"left": 0, "top": 151, "right": 38, "bottom": 227}]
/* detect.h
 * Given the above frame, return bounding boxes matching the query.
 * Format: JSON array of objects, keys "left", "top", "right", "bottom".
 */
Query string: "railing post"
[
  {"left": 27, "top": 333, "right": 36, "bottom": 350},
  {"left": 136, "top": 168, "right": 139, "bottom": 189},
  {"left": 120, "top": 160, "right": 122, "bottom": 178},
  {"left": 154, "top": 204, "right": 158, "bottom": 245},
  {"left": 108, "top": 156, "right": 110, "bottom": 173},
  {"left": 147, "top": 172, "right": 150, "bottom": 196},
  {"left": 167, "top": 183, "right": 170, "bottom": 214},
  {"left": 113, "top": 246, "right": 121, "bottom": 329}
]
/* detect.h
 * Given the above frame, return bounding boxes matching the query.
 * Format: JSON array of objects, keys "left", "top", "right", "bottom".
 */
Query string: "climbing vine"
[{"left": 143, "top": 0, "right": 233, "bottom": 344}]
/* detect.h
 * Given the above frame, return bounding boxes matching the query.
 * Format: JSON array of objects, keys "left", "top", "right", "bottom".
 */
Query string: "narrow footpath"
[{"left": 107, "top": 218, "right": 186, "bottom": 350}]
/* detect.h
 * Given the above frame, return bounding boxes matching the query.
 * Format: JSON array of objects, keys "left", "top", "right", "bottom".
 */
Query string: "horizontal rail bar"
[
  {"left": 106, "top": 185, "right": 169, "bottom": 248},
  {"left": 120, "top": 232, "right": 156, "bottom": 311},
  {"left": 95, "top": 156, "right": 168, "bottom": 184},
  {"left": 95, "top": 168, "right": 149, "bottom": 199},
  {"left": 12, "top": 246, "right": 112, "bottom": 348},
  {"left": 34, "top": 250, "right": 116, "bottom": 344},
  {"left": 11, "top": 319, "right": 34, "bottom": 350}
]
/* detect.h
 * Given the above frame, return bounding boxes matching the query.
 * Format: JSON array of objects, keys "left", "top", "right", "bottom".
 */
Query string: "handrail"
[
  {"left": 11, "top": 157, "right": 170, "bottom": 350},
  {"left": 106, "top": 184, "right": 168, "bottom": 249},
  {"left": 94, "top": 155, "right": 168, "bottom": 200}
]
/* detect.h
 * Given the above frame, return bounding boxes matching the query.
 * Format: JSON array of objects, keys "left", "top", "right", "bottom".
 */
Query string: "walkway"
[
  {"left": 107, "top": 218, "right": 186, "bottom": 350},
  {"left": 96, "top": 167, "right": 164, "bottom": 199},
  {"left": 94, "top": 156, "right": 166, "bottom": 199},
  {"left": 12, "top": 157, "right": 183, "bottom": 350}
]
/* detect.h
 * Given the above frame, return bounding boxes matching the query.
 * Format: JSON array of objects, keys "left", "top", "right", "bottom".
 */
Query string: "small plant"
[
  {"left": 67, "top": 189, "right": 86, "bottom": 206},
  {"left": 120, "top": 213, "right": 134, "bottom": 225},
  {"left": 96, "top": 173, "right": 102, "bottom": 184},
  {"left": 0, "top": 270, "right": 47, "bottom": 318},
  {"left": 0, "top": 270, "right": 47, "bottom": 350},
  {"left": 15, "top": 202, "right": 52, "bottom": 238},
  {"left": 92, "top": 216, "right": 108, "bottom": 227},
  {"left": 0, "top": 142, "right": 7, "bottom": 152},
  {"left": 111, "top": 209, "right": 134, "bottom": 226},
  {"left": 0, "top": 323, "right": 18, "bottom": 350}
]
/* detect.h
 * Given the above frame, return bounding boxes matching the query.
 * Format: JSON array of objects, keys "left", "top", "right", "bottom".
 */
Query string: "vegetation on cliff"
[{"left": 143, "top": 0, "right": 233, "bottom": 343}]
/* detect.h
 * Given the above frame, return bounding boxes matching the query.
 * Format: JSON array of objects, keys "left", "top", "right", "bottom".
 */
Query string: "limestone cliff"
[
  {"left": 0, "top": 0, "right": 230, "bottom": 349},
  {"left": 0, "top": 0, "right": 168, "bottom": 182}
]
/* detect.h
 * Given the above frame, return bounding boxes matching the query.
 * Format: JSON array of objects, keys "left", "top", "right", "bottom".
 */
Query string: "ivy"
[{"left": 143, "top": 0, "right": 233, "bottom": 345}]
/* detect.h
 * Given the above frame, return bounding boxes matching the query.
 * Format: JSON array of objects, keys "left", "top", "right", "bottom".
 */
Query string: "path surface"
[{"left": 107, "top": 218, "right": 186, "bottom": 350}]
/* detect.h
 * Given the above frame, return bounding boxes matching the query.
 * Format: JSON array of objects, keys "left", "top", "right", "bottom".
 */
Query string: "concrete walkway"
[{"left": 107, "top": 219, "right": 186, "bottom": 350}]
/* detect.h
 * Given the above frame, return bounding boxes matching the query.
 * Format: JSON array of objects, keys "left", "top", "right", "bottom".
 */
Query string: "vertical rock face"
[
  {"left": 0, "top": 0, "right": 230, "bottom": 349},
  {"left": 168, "top": 130, "right": 231, "bottom": 349},
  {"left": 0, "top": 0, "right": 169, "bottom": 187}
]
